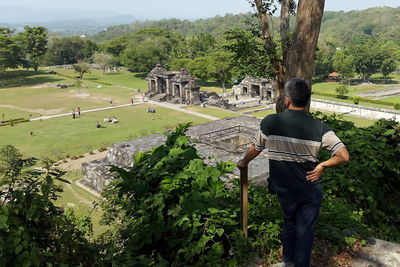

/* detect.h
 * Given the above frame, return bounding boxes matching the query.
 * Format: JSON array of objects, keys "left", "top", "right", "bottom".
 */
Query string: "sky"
[{"left": 1, "top": 0, "right": 399, "bottom": 20}]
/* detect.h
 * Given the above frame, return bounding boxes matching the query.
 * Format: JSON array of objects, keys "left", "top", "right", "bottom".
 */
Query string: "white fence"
[{"left": 311, "top": 98, "right": 400, "bottom": 122}]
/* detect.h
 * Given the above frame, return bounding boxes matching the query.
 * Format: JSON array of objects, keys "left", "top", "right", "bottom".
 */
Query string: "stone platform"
[{"left": 81, "top": 116, "right": 269, "bottom": 192}]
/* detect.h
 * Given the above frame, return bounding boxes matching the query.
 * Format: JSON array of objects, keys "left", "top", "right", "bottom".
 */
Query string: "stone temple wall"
[{"left": 81, "top": 116, "right": 269, "bottom": 193}]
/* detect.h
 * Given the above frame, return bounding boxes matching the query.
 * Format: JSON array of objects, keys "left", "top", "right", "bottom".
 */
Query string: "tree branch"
[{"left": 280, "top": 0, "right": 291, "bottom": 59}]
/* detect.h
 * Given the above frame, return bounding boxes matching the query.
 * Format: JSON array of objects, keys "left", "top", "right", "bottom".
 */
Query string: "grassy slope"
[
  {"left": 0, "top": 104, "right": 209, "bottom": 160},
  {"left": 184, "top": 105, "right": 239, "bottom": 118},
  {"left": 0, "top": 69, "right": 148, "bottom": 119}
]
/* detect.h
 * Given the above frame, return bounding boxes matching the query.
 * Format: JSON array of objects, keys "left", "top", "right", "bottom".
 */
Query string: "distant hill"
[
  {"left": 90, "top": 7, "right": 400, "bottom": 46},
  {"left": 0, "top": 6, "right": 135, "bottom": 36},
  {"left": 1, "top": 15, "right": 136, "bottom": 36}
]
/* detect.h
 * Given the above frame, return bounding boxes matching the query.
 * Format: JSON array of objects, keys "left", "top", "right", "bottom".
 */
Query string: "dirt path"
[
  {"left": 57, "top": 149, "right": 109, "bottom": 171},
  {"left": 0, "top": 104, "right": 65, "bottom": 115}
]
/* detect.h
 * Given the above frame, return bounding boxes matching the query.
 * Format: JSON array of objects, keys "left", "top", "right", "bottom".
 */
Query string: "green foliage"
[
  {"left": 0, "top": 28, "right": 24, "bottom": 75},
  {"left": 394, "top": 103, "right": 400, "bottom": 110},
  {"left": 73, "top": 61, "right": 91, "bottom": 78},
  {"left": 0, "top": 146, "right": 98, "bottom": 266},
  {"left": 92, "top": 52, "right": 114, "bottom": 75},
  {"left": 44, "top": 36, "right": 98, "bottom": 65},
  {"left": 99, "top": 123, "right": 242, "bottom": 265},
  {"left": 313, "top": 112, "right": 400, "bottom": 242},
  {"left": 353, "top": 96, "right": 360, "bottom": 105},
  {"left": 18, "top": 26, "right": 48, "bottom": 71},
  {"left": 223, "top": 28, "right": 272, "bottom": 79},
  {"left": 120, "top": 28, "right": 182, "bottom": 73},
  {"left": 335, "top": 85, "right": 350, "bottom": 98}
]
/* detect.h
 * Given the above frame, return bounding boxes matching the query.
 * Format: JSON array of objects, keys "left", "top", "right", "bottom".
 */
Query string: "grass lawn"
[
  {"left": 54, "top": 170, "right": 107, "bottom": 236},
  {"left": 0, "top": 69, "right": 148, "bottom": 119},
  {"left": 379, "top": 95, "right": 400, "bottom": 104},
  {"left": 198, "top": 80, "right": 233, "bottom": 95},
  {"left": 311, "top": 95, "right": 395, "bottom": 110},
  {"left": 312, "top": 82, "right": 389, "bottom": 96},
  {"left": 0, "top": 104, "right": 209, "bottom": 160},
  {"left": 184, "top": 105, "right": 239, "bottom": 118},
  {"left": 53, "top": 68, "right": 148, "bottom": 90},
  {"left": 249, "top": 108, "right": 375, "bottom": 128}
]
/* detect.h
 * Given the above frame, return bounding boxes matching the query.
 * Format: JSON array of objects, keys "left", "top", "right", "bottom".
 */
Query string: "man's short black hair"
[{"left": 284, "top": 78, "right": 311, "bottom": 107}]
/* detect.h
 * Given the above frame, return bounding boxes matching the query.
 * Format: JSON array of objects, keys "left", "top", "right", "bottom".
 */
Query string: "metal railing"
[{"left": 198, "top": 126, "right": 256, "bottom": 153}]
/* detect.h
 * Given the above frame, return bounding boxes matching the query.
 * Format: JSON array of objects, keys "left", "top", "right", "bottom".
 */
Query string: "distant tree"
[
  {"left": 73, "top": 61, "right": 91, "bottom": 79},
  {"left": 187, "top": 57, "right": 210, "bottom": 81},
  {"left": 44, "top": 36, "right": 97, "bottom": 66},
  {"left": 332, "top": 49, "right": 355, "bottom": 81},
  {"left": 170, "top": 58, "right": 192, "bottom": 71},
  {"left": 381, "top": 58, "right": 397, "bottom": 81},
  {"left": 250, "top": 0, "right": 326, "bottom": 112},
  {"left": 102, "top": 36, "right": 128, "bottom": 57},
  {"left": 186, "top": 33, "right": 217, "bottom": 59},
  {"left": 92, "top": 52, "right": 114, "bottom": 75},
  {"left": 119, "top": 28, "right": 182, "bottom": 72},
  {"left": 347, "top": 39, "right": 382, "bottom": 83},
  {"left": 223, "top": 28, "right": 272, "bottom": 79},
  {"left": 314, "top": 44, "right": 336, "bottom": 76},
  {"left": 207, "top": 51, "right": 235, "bottom": 91},
  {"left": 0, "top": 28, "right": 23, "bottom": 85},
  {"left": 18, "top": 26, "right": 48, "bottom": 71},
  {"left": 335, "top": 85, "right": 349, "bottom": 99}
]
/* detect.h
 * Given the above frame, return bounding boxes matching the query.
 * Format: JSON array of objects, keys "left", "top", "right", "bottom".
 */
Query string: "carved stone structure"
[
  {"left": 146, "top": 64, "right": 201, "bottom": 104},
  {"left": 81, "top": 116, "right": 269, "bottom": 193},
  {"left": 232, "top": 77, "right": 276, "bottom": 102}
]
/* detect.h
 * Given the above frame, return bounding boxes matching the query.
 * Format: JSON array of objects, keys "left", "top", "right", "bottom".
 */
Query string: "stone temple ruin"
[
  {"left": 146, "top": 64, "right": 201, "bottom": 105},
  {"left": 233, "top": 77, "right": 276, "bottom": 102},
  {"left": 81, "top": 116, "right": 269, "bottom": 193}
]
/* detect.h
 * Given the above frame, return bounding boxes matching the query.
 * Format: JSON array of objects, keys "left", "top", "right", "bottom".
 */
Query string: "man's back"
[{"left": 259, "top": 109, "right": 344, "bottom": 196}]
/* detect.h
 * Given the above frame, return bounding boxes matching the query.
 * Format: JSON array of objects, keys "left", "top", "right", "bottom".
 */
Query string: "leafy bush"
[
  {"left": 0, "top": 145, "right": 98, "bottom": 266},
  {"left": 335, "top": 85, "right": 350, "bottom": 99},
  {"left": 99, "top": 123, "right": 252, "bottom": 265},
  {"left": 313, "top": 112, "right": 400, "bottom": 242},
  {"left": 353, "top": 96, "right": 360, "bottom": 105},
  {"left": 394, "top": 103, "right": 400, "bottom": 110}
]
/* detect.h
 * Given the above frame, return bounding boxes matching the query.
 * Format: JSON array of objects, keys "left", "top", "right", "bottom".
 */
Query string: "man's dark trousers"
[{"left": 277, "top": 189, "right": 323, "bottom": 267}]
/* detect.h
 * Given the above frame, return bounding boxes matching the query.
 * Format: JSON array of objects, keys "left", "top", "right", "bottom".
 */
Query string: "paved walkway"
[
  {"left": 148, "top": 100, "right": 219, "bottom": 121},
  {"left": 30, "top": 103, "right": 141, "bottom": 121},
  {"left": 29, "top": 101, "right": 219, "bottom": 122}
]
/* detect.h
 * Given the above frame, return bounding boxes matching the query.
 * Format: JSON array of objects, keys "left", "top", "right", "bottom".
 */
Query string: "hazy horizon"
[{"left": 1, "top": 0, "right": 399, "bottom": 23}]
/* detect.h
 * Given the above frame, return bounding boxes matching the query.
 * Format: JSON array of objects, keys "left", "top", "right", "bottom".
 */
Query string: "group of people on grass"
[{"left": 71, "top": 107, "right": 81, "bottom": 119}]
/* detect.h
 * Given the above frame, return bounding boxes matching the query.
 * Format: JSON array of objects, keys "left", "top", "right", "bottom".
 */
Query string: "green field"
[
  {"left": 54, "top": 170, "right": 106, "bottom": 236},
  {"left": 0, "top": 104, "right": 209, "bottom": 160},
  {"left": 0, "top": 69, "right": 147, "bottom": 120},
  {"left": 184, "top": 105, "right": 239, "bottom": 118},
  {"left": 250, "top": 108, "right": 375, "bottom": 128}
]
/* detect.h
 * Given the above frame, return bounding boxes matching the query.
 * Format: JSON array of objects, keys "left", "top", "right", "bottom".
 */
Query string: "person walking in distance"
[
  {"left": 237, "top": 78, "right": 349, "bottom": 267},
  {"left": 77, "top": 107, "right": 81, "bottom": 116},
  {"left": 72, "top": 109, "right": 76, "bottom": 119}
]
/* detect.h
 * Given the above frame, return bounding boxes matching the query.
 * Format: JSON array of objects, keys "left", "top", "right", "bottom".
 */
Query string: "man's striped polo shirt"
[{"left": 254, "top": 109, "right": 345, "bottom": 196}]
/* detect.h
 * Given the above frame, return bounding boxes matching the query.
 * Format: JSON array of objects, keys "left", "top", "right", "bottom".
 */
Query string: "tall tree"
[
  {"left": 19, "top": 26, "right": 48, "bottom": 71},
  {"left": 0, "top": 28, "right": 23, "bottom": 84},
  {"left": 250, "top": 0, "right": 325, "bottom": 112},
  {"left": 73, "top": 61, "right": 91, "bottom": 79},
  {"left": 92, "top": 52, "right": 114, "bottom": 75},
  {"left": 207, "top": 51, "right": 235, "bottom": 91},
  {"left": 332, "top": 49, "right": 354, "bottom": 81}
]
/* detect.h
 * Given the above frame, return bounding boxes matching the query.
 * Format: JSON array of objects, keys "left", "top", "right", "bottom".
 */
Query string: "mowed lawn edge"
[{"left": 0, "top": 104, "right": 209, "bottom": 160}]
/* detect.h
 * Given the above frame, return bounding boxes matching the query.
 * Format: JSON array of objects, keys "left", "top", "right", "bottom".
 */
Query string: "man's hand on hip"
[{"left": 306, "top": 164, "right": 325, "bottom": 182}]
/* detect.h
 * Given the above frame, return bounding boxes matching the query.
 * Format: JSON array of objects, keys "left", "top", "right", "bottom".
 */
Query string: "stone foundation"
[{"left": 81, "top": 116, "right": 269, "bottom": 193}]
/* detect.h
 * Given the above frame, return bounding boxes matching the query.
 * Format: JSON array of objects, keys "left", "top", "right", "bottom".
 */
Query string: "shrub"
[
  {"left": 353, "top": 97, "right": 360, "bottom": 105},
  {"left": 0, "top": 147, "right": 98, "bottom": 266},
  {"left": 335, "top": 85, "right": 349, "bottom": 99},
  {"left": 394, "top": 103, "right": 400, "bottom": 110}
]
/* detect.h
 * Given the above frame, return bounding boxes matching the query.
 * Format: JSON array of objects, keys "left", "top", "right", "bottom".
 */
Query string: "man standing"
[{"left": 237, "top": 78, "right": 349, "bottom": 267}]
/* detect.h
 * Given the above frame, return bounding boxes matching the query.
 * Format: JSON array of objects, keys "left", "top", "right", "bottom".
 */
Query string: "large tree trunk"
[{"left": 255, "top": 0, "right": 325, "bottom": 113}]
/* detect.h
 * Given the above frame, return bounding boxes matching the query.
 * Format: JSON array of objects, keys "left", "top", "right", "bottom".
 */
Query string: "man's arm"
[
  {"left": 237, "top": 144, "right": 262, "bottom": 168},
  {"left": 306, "top": 147, "right": 350, "bottom": 182}
]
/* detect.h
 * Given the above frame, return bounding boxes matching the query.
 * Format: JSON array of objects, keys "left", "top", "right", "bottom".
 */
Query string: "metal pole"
[{"left": 239, "top": 166, "right": 248, "bottom": 238}]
